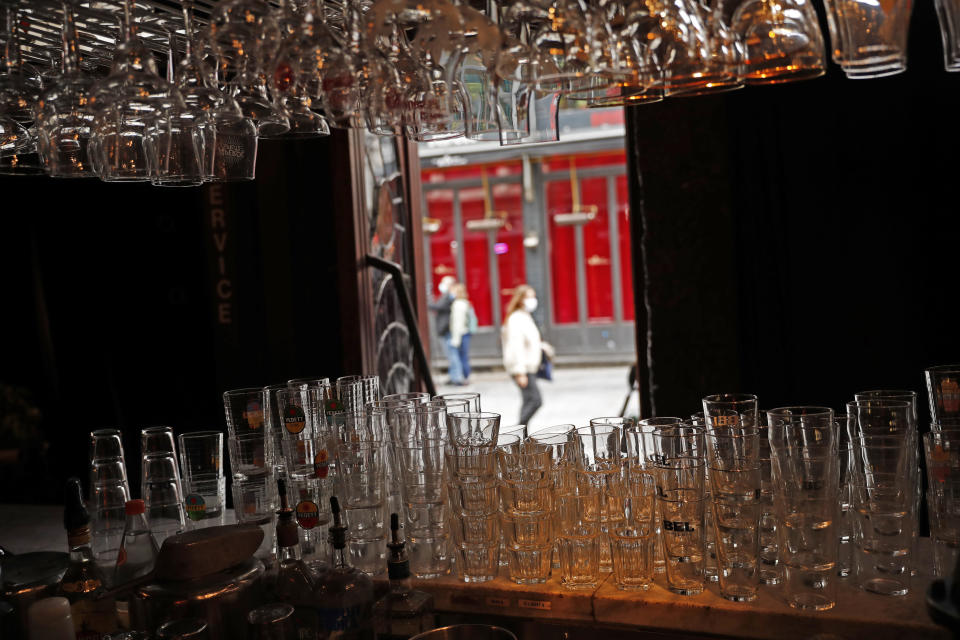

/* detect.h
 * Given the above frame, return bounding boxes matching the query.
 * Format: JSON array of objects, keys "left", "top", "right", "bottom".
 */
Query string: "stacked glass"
[
  {"left": 498, "top": 438, "right": 554, "bottom": 584},
  {"left": 337, "top": 375, "right": 382, "bottom": 413},
  {"left": 446, "top": 412, "right": 502, "bottom": 582},
  {"left": 703, "top": 426, "right": 762, "bottom": 602},
  {"left": 141, "top": 450, "right": 187, "bottom": 547},
  {"left": 370, "top": 396, "right": 425, "bottom": 534},
  {"left": 224, "top": 387, "right": 277, "bottom": 562},
  {"left": 635, "top": 418, "right": 685, "bottom": 576},
  {"left": 334, "top": 414, "right": 389, "bottom": 575},
  {"left": 846, "top": 399, "right": 917, "bottom": 596},
  {"left": 89, "top": 429, "right": 131, "bottom": 579},
  {"left": 177, "top": 431, "right": 226, "bottom": 529},
  {"left": 607, "top": 471, "right": 657, "bottom": 590},
  {"left": 555, "top": 483, "right": 603, "bottom": 590},
  {"left": 649, "top": 425, "right": 708, "bottom": 596},
  {"left": 395, "top": 403, "right": 453, "bottom": 578},
  {"left": 923, "top": 429, "right": 960, "bottom": 577},
  {"left": 276, "top": 386, "right": 335, "bottom": 571},
  {"left": 702, "top": 394, "right": 762, "bottom": 601},
  {"left": 573, "top": 424, "right": 624, "bottom": 572},
  {"left": 767, "top": 407, "right": 840, "bottom": 610},
  {"left": 529, "top": 432, "right": 579, "bottom": 570}
]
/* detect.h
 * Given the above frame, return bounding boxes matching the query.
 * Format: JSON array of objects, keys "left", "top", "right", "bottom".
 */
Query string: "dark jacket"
[{"left": 429, "top": 294, "right": 454, "bottom": 337}]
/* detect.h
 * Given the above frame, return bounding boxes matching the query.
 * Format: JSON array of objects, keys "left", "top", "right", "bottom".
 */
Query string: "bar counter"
[{"left": 1, "top": 505, "right": 948, "bottom": 640}]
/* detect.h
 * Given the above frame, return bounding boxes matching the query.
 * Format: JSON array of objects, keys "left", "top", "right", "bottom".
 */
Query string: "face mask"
[
  {"left": 523, "top": 297, "right": 538, "bottom": 313},
  {"left": 439, "top": 281, "right": 450, "bottom": 294}
]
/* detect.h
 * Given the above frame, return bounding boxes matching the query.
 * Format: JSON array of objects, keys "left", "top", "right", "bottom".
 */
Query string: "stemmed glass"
[
  {"left": 149, "top": 28, "right": 204, "bottom": 186},
  {"left": 91, "top": 0, "right": 182, "bottom": 182},
  {"left": 1, "top": 3, "right": 45, "bottom": 175},
  {"left": 175, "top": 5, "right": 258, "bottom": 182},
  {"left": 33, "top": 0, "right": 98, "bottom": 178},
  {"left": 211, "top": 0, "right": 290, "bottom": 137},
  {"left": 270, "top": 0, "right": 331, "bottom": 138}
]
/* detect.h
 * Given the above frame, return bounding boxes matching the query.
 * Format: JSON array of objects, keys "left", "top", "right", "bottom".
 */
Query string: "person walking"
[
  {"left": 502, "top": 284, "right": 544, "bottom": 426},
  {"left": 449, "top": 283, "right": 477, "bottom": 385},
  {"left": 429, "top": 275, "right": 465, "bottom": 385}
]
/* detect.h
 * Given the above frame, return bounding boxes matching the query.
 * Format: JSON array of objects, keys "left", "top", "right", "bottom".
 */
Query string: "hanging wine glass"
[
  {"left": 176, "top": 3, "right": 258, "bottom": 181},
  {"left": 211, "top": 0, "right": 290, "bottom": 137},
  {"left": 270, "top": 0, "right": 331, "bottom": 137},
  {"left": 90, "top": 0, "right": 182, "bottom": 182},
  {"left": 148, "top": 28, "right": 204, "bottom": 186},
  {"left": 460, "top": 4, "right": 504, "bottom": 141},
  {"left": 33, "top": 0, "right": 98, "bottom": 178}
]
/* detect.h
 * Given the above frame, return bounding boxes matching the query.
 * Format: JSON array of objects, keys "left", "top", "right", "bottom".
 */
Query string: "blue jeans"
[
  {"left": 444, "top": 334, "right": 465, "bottom": 384},
  {"left": 457, "top": 334, "right": 472, "bottom": 380}
]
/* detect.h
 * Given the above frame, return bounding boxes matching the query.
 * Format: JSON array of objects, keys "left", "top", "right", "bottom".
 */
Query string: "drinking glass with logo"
[
  {"left": 650, "top": 425, "right": 707, "bottom": 595},
  {"left": 177, "top": 431, "right": 226, "bottom": 529}
]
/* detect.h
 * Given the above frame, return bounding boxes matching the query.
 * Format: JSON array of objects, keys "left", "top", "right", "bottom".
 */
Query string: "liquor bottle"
[
  {"left": 314, "top": 496, "right": 375, "bottom": 640},
  {"left": 373, "top": 513, "right": 435, "bottom": 640},
  {"left": 273, "top": 477, "right": 319, "bottom": 640},
  {"left": 56, "top": 477, "right": 118, "bottom": 640},
  {"left": 114, "top": 499, "right": 159, "bottom": 585}
]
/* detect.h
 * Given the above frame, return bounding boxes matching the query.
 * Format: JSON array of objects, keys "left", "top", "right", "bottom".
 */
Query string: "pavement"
[{"left": 433, "top": 365, "right": 639, "bottom": 431}]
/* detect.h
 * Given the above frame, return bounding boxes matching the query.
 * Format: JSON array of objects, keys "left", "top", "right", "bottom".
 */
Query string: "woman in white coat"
[{"left": 501, "top": 284, "right": 543, "bottom": 426}]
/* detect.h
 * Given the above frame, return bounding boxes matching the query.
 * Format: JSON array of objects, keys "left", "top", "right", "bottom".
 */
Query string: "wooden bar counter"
[
  {"left": 2, "top": 506, "right": 948, "bottom": 640},
  {"left": 404, "top": 542, "right": 949, "bottom": 640}
]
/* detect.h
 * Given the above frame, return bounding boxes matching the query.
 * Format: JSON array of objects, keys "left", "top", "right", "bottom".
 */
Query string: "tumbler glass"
[
  {"left": 142, "top": 452, "right": 187, "bottom": 547},
  {"left": 927, "top": 365, "right": 960, "bottom": 426},
  {"left": 223, "top": 387, "right": 268, "bottom": 436},
  {"left": 500, "top": 509, "right": 553, "bottom": 584},
  {"left": 852, "top": 433, "right": 916, "bottom": 595},
  {"left": 178, "top": 431, "right": 226, "bottom": 528},
  {"left": 767, "top": 407, "right": 839, "bottom": 610},
  {"left": 702, "top": 393, "right": 759, "bottom": 431},
  {"left": 574, "top": 424, "right": 623, "bottom": 571},
  {"left": 90, "top": 429, "right": 127, "bottom": 466},
  {"left": 924, "top": 431, "right": 960, "bottom": 576},
  {"left": 229, "top": 432, "right": 275, "bottom": 479},
  {"left": 449, "top": 511, "right": 500, "bottom": 583},
  {"left": 285, "top": 474, "right": 333, "bottom": 571},
  {"left": 435, "top": 392, "right": 481, "bottom": 412},
  {"left": 448, "top": 412, "right": 500, "bottom": 446},
  {"left": 556, "top": 490, "right": 602, "bottom": 590},
  {"left": 705, "top": 428, "right": 761, "bottom": 602},
  {"left": 397, "top": 438, "right": 451, "bottom": 578},
  {"left": 141, "top": 426, "right": 177, "bottom": 458},
  {"left": 607, "top": 473, "right": 656, "bottom": 590},
  {"left": 655, "top": 458, "right": 708, "bottom": 595},
  {"left": 336, "top": 440, "right": 388, "bottom": 575}
]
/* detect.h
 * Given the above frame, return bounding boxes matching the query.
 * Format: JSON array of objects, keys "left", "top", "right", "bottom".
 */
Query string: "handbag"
[{"left": 536, "top": 349, "right": 553, "bottom": 381}]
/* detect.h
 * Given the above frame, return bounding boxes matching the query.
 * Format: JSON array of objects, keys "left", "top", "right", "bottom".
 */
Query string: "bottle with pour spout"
[{"left": 314, "top": 496, "right": 375, "bottom": 639}]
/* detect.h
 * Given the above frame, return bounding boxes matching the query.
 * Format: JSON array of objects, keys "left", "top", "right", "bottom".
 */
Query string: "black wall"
[
  {"left": 626, "top": 0, "right": 960, "bottom": 423},
  {"left": 0, "top": 135, "right": 351, "bottom": 503}
]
